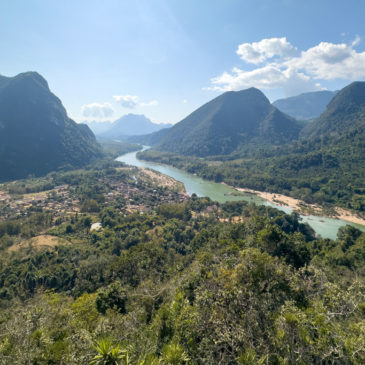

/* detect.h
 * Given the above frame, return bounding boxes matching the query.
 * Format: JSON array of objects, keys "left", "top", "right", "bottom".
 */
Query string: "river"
[{"left": 116, "top": 149, "right": 365, "bottom": 240}]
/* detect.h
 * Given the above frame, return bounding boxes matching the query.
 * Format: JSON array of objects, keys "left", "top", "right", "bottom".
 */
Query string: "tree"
[
  {"left": 90, "top": 338, "right": 128, "bottom": 365},
  {"left": 161, "top": 343, "right": 189, "bottom": 365},
  {"left": 96, "top": 282, "right": 128, "bottom": 315}
]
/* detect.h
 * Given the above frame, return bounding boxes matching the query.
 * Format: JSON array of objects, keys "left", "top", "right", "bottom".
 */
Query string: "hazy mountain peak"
[
  {"left": 98, "top": 113, "right": 172, "bottom": 138},
  {"left": 273, "top": 90, "right": 337, "bottom": 120}
]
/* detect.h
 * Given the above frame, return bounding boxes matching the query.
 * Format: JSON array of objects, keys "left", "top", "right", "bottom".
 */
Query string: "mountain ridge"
[
  {"left": 97, "top": 114, "right": 171, "bottom": 139},
  {"left": 0, "top": 72, "right": 102, "bottom": 181},
  {"left": 157, "top": 87, "right": 303, "bottom": 156},
  {"left": 301, "top": 81, "right": 365, "bottom": 141}
]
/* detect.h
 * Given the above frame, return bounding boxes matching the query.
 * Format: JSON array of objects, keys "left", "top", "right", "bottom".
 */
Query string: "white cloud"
[
  {"left": 113, "top": 95, "right": 159, "bottom": 108},
  {"left": 236, "top": 37, "right": 297, "bottom": 64},
  {"left": 210, "top": 65, "right": 321, "bottom": 95},
  {"left": 286, "top": 41, "right": 365, "bottom": 80},
  {"left": 209, "top": 37, "right": 365, "bottom": 97},
  {"left": 81, "top": 102, "right": 114, "bottom": 119},
  {"left": 140, "top": 100, "right": 159, "bottom": 107},
  {"left": 113, "top": 95, "right": 139, "bottom": 109},
  {"left": 182, "top": 99, "right": 188, "bottom": 104}
]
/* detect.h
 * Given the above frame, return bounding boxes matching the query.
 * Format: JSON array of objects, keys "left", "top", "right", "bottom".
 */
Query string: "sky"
[{"left": 1, "top": 0, "right": 365, "bottom": 124}]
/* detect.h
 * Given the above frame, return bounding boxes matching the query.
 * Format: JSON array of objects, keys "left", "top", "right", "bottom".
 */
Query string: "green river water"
[{"left": 117, "top": 149, "right": 365, "bottom": 240}]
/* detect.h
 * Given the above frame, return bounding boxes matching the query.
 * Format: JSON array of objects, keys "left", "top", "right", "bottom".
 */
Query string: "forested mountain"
[
  {"left": 99, "top": 113, "right": 171, "bottom": 139},
  {"left": 301, "top": 81, "right": 365, "bottom": 141},
  {"left": 0, "top": 72, "right": 102, "bottom": 181},
  {"left": 157, "top": 88, "right": 303, "bottom": 156},
  {"left": 141, "top": 81, "right": 365, "bottom": 211},
  {"left": 273, "top": 90, "right": 337, "bottom": 120}
]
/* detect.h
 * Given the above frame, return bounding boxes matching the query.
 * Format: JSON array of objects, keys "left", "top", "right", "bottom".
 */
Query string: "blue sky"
[{"left": 1, "top": 0, "right": 365, "bottom": 124}]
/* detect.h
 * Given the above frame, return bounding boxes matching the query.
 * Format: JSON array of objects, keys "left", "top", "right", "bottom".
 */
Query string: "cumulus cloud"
[
  {"left": 113, "top": 95, "right": 159, "bottom": 108},
  {"left": 210, "top": 37, "right": 365, "bottom": 97},
  {"left": 211, "top": 65, "right": 321, "bottom": 94},
  {"left": 113, "top": 95, "right": 139, "bottom": 109},
  {"left": 82, "top": 102, "right": 114, "bottom": 119},
  {"left": 236, "top": 37, "right": 297, "bottom": 64},
  {"left": 286, "top": 41, "right": 365, "bottom": 80}
]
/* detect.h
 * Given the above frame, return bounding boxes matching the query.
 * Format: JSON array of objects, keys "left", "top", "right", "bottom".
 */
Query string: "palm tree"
[
  {"left": 161, "top": 343, "right": 189, "bottom": 365},
  {"left": 90, "top": 338, "right": 128, "bottom": 365}
]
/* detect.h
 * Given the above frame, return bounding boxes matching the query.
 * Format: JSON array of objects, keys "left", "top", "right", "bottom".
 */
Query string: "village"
[
  {"left": 0, "top": 167, "right": 189, "bottom": 222},
  {"left": 0, "top": 185, "right": 79, "bottom": 221}
]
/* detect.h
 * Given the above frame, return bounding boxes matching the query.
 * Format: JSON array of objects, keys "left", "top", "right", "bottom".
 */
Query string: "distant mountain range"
[
  {"left": 126, "top": 127, "right": 171, "bottom": 145},
  {"left": 85, "top": 114, "right": 171, "bottom": 139},
  {"left": 0, "top": 72, "right": 102, "bottom": 181},
  {"left": 157, "top": 88, "right": 303, "bottom": 156},
  {"left": 84, "top": 120, "right": 112, "bottom": 135},
  {"left": 273, "top": 90, "right": 337, "bottom": 120}
]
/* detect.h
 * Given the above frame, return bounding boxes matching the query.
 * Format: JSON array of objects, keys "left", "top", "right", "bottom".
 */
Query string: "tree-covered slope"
[
  {"left": 0, "top": 72, "right": 102, "bottom": 181},
  {"left": 301, "top": 81, "right": 365, "bottom": 141},
  {"left": 141, "top": 82, "right": 365, "bottom": 211},
  {"left": 0, "top": 165, "right": 363, "bottom": 363},
  {"left": 157, "top": 88, "right": 303, "bottom": 156},
  {"left": 273, "top": 90, "right": 337, "bottom": 120}
]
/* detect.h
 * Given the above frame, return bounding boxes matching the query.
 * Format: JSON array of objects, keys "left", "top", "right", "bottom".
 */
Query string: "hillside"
[
  {"left": 141, "top": 82, "right": 365, "bottom": 211},
  {"left": 0, "top": 167, "right": 363, "bottom": 364},
  {"left": 99, "top": 114, "right": 171, "bottom": 138},
  {"left": 273, "top": 90, "right": 337, "bottom": 120},
  {"left": 301, "top": 81, "right": 365, "bottom": 141},
  {"left": 0, "top": 72, "right": 102, "bottom": 181},
  {"left": 157, "top": 88, "right": 303, "bottom": 156}
]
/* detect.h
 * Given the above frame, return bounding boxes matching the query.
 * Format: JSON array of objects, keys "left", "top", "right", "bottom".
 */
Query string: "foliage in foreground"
[{"left": 0, "top": 190, "right": 364, "bottom": 363}]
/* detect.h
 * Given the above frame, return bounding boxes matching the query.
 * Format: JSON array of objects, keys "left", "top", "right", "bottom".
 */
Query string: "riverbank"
[
  {"left": 233, "top": 186, "right": 365, "bottom": 226},
  {"left": 117, "top": 150, "right": 365, "bottom": 239},
  {"left": 139, "top": 168, "right": 186, "bottom": 194}
]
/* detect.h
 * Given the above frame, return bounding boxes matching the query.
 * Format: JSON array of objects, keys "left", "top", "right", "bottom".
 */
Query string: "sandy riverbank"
[
  {"left": 139, "top": 168, "right": 186, "bottom": 194},
  {"left": 233, "top": 186, "right": 365, "bottom": 227},
  {"left": 335, "top": 208, "right": 365, "bottom": 226}
]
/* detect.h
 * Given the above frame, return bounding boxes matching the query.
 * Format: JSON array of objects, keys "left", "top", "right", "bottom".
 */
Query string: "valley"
[
  {"left": 118, "top": 149, "right": 365, "bottom": 239},
  {"left": 0, "top": 73, "right": 364, "bottom": 363},
  {"left": 2, "top": 2, "right": 365, "bottom": 362}
]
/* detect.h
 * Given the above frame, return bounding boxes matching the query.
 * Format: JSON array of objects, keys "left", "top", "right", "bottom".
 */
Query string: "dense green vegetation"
[
  {"left": 140, "top": 135, "right": 365, "bottom": 211},
  {"left": 0, "top": 72, "right": 102, "bottom": 181},
  {"left": 0, "top": 75, "right": 364, "bottom": 363},
  {"left": 142, "top": 82, "right": 365, "bottom": 212},
  {"left": 301, "top": 81, "right": 365, "bottom": 139},
  {"left": 157, "top": 88, "right": 302, "bottom": 156},
  {"left": 0, "top": 165, "right": 364, "bottom": 363}
]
